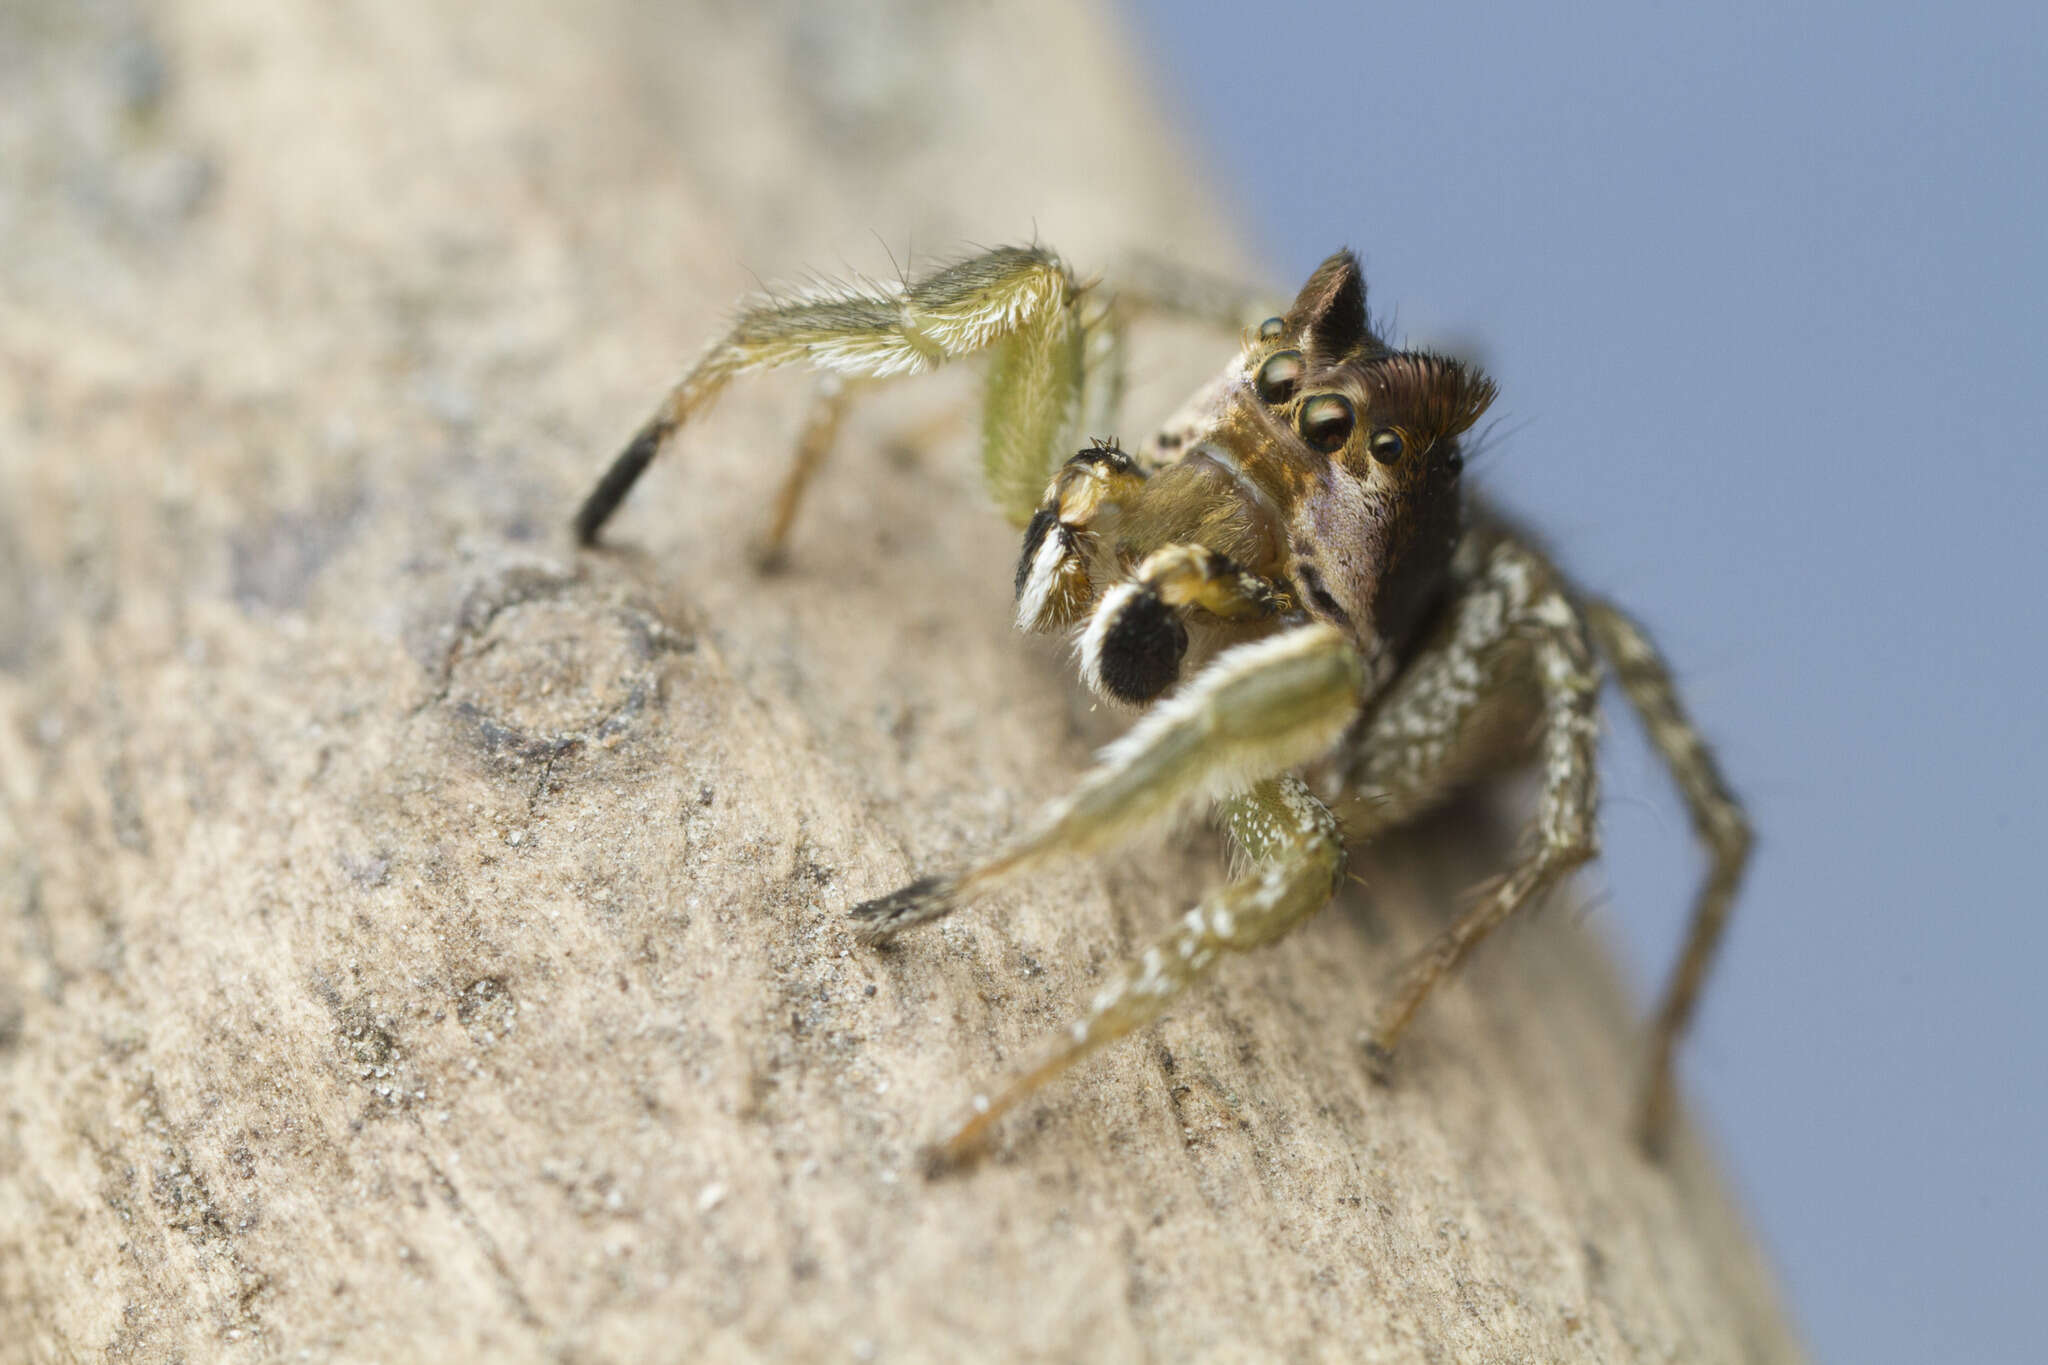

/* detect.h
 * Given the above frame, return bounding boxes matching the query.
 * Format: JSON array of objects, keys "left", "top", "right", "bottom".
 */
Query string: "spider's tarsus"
[
  {"left": 921, "top": 1095, "right": 1003, "bottom": 1177},
  {"left": 1633, "top": 1076, "right": 1677, "bottom": 1161},
  {"left": 1362, "top": 1037, "right": 1398, "bottom": 1086},
  {"left": 850, "top": 875, "right": 956, "bottom": 941},
  {"left": 574, "top": 418, "right": 671, "bottom": 545},
  {"left": 917, "top": 1137, "right": 984, "bottom": 1180}
]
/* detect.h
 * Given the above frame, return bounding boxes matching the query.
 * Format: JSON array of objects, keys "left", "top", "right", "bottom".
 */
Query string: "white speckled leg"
[
  {"left": 1363, "top": 581, "right": 1603, "bottom": 1073},
  {"left": 928, "top": 775, "right": 1344, "bottom": 1168},
  {"left": 1584, "top": 598, "right": 1752, "bottom": 1154}
]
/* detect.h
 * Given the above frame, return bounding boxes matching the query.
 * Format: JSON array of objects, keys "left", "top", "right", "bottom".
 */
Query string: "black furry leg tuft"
[
  {"left": 1094, "top": 588, "right": 1187, "bottom": 704},
  {"left": 574, "top": 418, "right": 672, "bottom": 545}
]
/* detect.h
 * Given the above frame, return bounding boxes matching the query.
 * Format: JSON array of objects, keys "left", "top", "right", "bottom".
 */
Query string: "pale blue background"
[{"left": 1118, "top": 2, "right": 2047, "bottom": 1361}]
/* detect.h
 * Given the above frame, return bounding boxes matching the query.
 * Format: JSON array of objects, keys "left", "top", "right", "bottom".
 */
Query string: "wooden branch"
[{"left": 0, "top": 1, "right": 1801, "bottom": 1359}]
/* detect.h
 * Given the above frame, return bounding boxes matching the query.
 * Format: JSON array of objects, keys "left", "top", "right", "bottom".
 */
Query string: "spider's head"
[
  {"left": 1048, "top": 252, "right": 1495, "bottom": 705},
  {"left": 1296, "top": 345, "right": 1496, "bottom": 651},
  {"left": 1142, "top": 252, "right": 1496, "bottom": 653}
]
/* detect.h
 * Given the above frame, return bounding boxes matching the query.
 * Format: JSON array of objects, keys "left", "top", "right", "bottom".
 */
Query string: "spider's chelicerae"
[{"left": 575, "top": 244, "right": 1749, "bottom": 1168}]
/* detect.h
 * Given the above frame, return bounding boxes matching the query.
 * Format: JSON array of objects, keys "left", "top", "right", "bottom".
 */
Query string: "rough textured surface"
[{"left": 0, "top": 2, "right": 1803, "bottom": 1360}]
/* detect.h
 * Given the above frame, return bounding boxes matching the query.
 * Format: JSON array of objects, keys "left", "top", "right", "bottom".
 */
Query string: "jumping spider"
[{"left": 575, "top": 244, "right": 1749, "bottom": 1168}]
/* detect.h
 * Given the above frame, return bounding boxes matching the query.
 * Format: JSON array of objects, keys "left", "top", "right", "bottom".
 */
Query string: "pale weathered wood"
[{"left": 0, "top": 2, "right": 1802, "bottom": 1360}]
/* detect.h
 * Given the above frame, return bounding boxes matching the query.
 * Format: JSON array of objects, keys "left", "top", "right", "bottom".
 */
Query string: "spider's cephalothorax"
[
  {"left": 575, "top": 244, "right": 1750, "bottom": 1168},
  {"left": 1015, "top": 252, "right": 1497, "bottom": 709}
]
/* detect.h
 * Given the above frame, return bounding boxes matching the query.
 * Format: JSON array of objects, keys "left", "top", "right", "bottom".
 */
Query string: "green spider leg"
[{"left": 574, "top": 244, "right": 1095, "bottom": 546}]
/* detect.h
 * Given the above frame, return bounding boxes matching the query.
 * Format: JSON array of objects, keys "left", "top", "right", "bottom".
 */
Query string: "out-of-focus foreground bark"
[{"left": 0, "top": 2, "right": 1802, "bottom": 1360}]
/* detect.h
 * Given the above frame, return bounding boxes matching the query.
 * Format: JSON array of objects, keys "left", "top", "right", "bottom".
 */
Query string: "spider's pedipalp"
[
  {"left": 927, "top": 775, "right": 1345, "bottom": 1169},
  {"left": 1078, "top": 581, "right": 1187, "bottom": 704},
  {"left": 1014, "top": 442, "right": 1147, "bottom": 634},
  {"left": 1077, "top": 542, "right": 1284, "bottom": 704},
  {"left": 1137, "top": 542, "right": 1286, "bottom": 622},
  {"left": 1013, "top": 510, "right": 1087, "bottom": 634}
]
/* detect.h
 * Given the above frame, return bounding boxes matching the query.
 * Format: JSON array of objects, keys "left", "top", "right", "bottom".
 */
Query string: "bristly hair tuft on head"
[{"left": 1363, "top": 352, "right": 1498, "bottom": 444}]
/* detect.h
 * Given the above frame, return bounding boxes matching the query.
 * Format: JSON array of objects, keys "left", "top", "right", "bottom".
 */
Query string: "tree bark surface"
[{"left": 0, "top": 2, "right": 1803, "bottom": 1360}]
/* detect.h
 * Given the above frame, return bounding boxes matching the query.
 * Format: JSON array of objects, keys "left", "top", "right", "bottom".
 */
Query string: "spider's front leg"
[
  {"left": 852, "top": 622, "right": 1375, "bottom": 941},
  {"left": 574, "top": 245, "right": 1092, "bottom": 546}
]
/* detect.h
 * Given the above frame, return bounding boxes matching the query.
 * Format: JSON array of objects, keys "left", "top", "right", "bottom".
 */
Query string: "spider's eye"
[
  {"left": 1368, "top": 428, "right": 1406, "bottom": 464},
  {"left": 1299, "top": 393, "right": 1355, "bottom": 452},
  {"left": 1254, "top": 349, "right": 1304, "bottom": 404},
  {"left": 1258, "top": 316, "right": 1287, "bottom": 339}
]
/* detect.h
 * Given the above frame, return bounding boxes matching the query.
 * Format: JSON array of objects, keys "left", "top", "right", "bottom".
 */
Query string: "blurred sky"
[{"left": 1118, "top": 2, "right": 2047, "bottom": 1360}]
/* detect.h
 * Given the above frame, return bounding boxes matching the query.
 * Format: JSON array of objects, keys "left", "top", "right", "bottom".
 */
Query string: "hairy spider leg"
[
  {"left": 1107, "top": 250, "right": 1285, "bottom": 339},
  {"left": 927, "top": 775, "right": 1345, "bottom": 1168},
  {"left": 1077, "top": 253, "right": 1281, "bottom": 439},
  {"left": 574, "top": 245, "right": 1091, "bottom": 546},
  {"left": 1077, "top": 290, "right": 1129, "bottom": 442},
  {"left": 1584, "top": 599, "right": 1753, "bottom": 1156},
  {"left": 1347, "top": 537, "right": 1603, "bottom": 1074},
  {"left": 751, "top": 376, "right": 862, "bottom": 570},
  {"left": 851, "top": 623, "right": 1377, "bottom": 940}
]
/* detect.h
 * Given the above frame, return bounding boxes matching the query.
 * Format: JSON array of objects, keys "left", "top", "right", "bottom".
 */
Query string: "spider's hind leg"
[
  {"left": 1339, "top": 539, "right": 1603, "bottom": 1079},
  {"left": 1584, "top": 599, "right": 1752, "bottom": 1156},
  {"left": 575, "top": 244, "right": 1090, "bottom": 546}
]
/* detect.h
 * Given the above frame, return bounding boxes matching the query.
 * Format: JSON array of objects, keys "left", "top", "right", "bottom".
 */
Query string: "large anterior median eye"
[
  {"left": 1299, "top": 393, "right": 1355, "bottom": 452},
  {"left": 1254, "top": 349, "right": 1304, "bottom": 404}
]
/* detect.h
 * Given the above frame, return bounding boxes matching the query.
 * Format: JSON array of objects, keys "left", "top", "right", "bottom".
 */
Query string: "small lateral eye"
[
  {"left": 1299, "top": 393, "right": 1355, "bottom": 452},
  {"left": 1254, "top": 349, "right": 1305, "bottom": 404},
  {"left": 1368, "top": 428, "right": 1406, "bottom": 464},
  {"left": 1258, "top": 316, "right": 1287, "bottom": 339}
]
